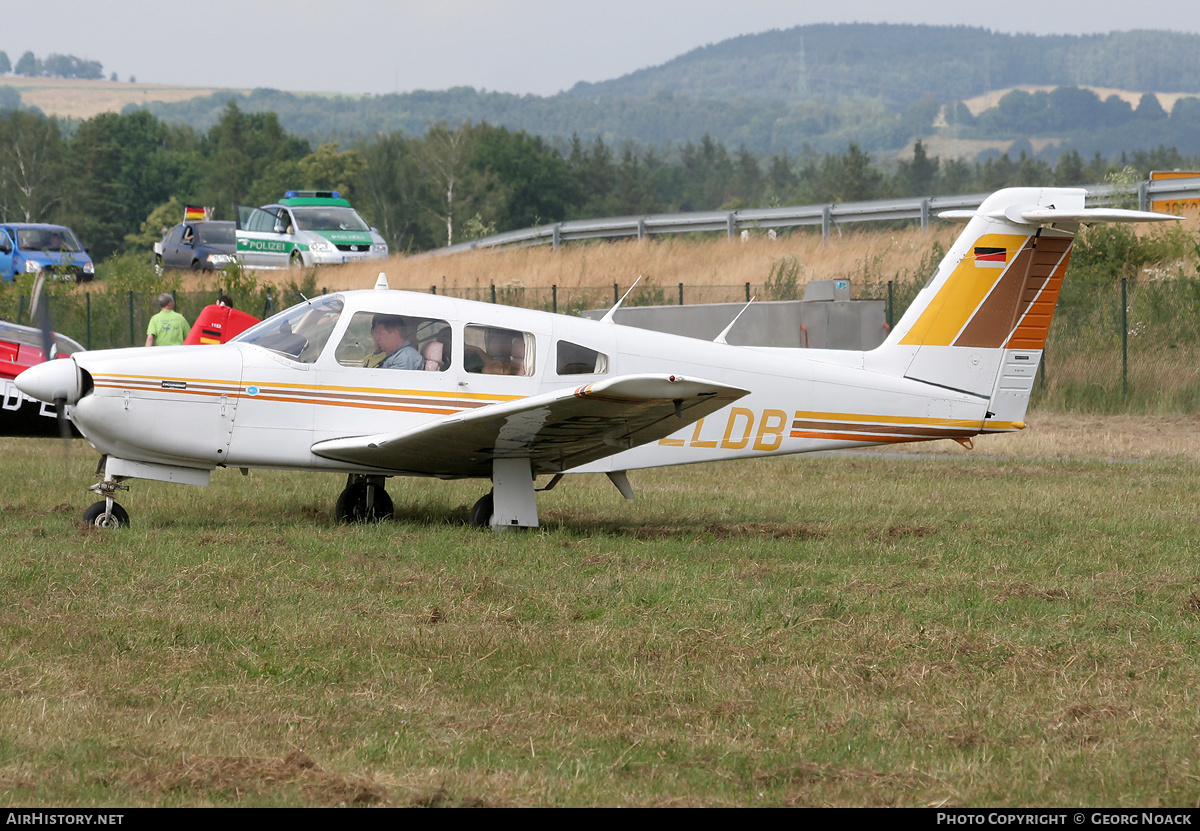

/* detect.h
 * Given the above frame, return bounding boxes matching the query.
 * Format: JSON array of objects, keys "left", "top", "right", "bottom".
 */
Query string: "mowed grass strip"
[{"left": 1, "top": 437, "right": 1199, "bottom": 806}]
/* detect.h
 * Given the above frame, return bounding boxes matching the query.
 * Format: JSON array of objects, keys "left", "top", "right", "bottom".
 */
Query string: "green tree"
[
  {"left": 416, "top": 122, "right": 500, "bottom": 247},
  {"left": 566, "top": 135, "right": 619, "bottom": 218},
  {"left": 615, "top": 145, "right": 657, "bottom": 215},
  {"left": 766, "top": 150, "right": 799, "bottom": 203},
  {"left": 897, "top": 140, "right": 938, "bottom": 195},
  {"left": 125, "top": 197, "right": 184, "bottom": 252},
  {"left": 298, "top": 143, "right": 366, "bottom": 198},
  {"left": 730, "top": 147, "right": 764, "bottom": 206},
  {"left": 679, "top": 135, "right": 733, "bottom": 210},
  {"left": 472, "top": 125, "right": 571, "bottom": 230},
  {"left": 1134, "top": 92, "right": 1168, "bottom": 122},
  {"left": 355, "top": 131, "right": 428, "bottom": 252},
  {"left": 1015, "top": 152, "right": 1052, "bottom": 187},
  {"left": 832, "top": 143, "right": 884, "bottom": 202},
  {"left": 0, "top": 111, "right": 64, "bottom": 222},
  {"left": 245, "top": 142, "right": 366, "bottom": 207},
  {"left": 980, "top": 153, "right": 1017, "bottom": 190},
  {"left": 199, "top": 102, "right": 309, "bottom": 218},
  {"left": 0, "top": 52, "right": 10, "bottom": 75},
  {"left": 940, "top": 158, "right": 974, "bottom": 194},
  {"left": 1053, "top": 149, "right": 1086, "bottom": 186},
  {"left": 14, "top": 51, "right": 38, "bottom": 76},
  {"left": 899, "top": 93, "right": 941, "bottom": 137},
  {"left": 62, "top": 111, "right": 192, "bottom": 260}
]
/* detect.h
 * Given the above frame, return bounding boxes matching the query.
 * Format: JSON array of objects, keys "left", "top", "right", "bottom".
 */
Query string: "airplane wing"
[{"left": 310, "top": 374, "right": 748, "bottom": 477}]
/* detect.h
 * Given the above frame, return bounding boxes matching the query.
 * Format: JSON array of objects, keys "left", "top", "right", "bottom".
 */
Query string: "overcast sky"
[{"left": 6, "top": 0, "right": 1200, "bottom": 96}]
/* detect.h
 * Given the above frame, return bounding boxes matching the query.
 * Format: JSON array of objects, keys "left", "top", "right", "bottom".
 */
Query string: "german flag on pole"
[
  {"left": 184, "top": 205, "right": 207, "bottom": 222},
  {"left": 974, "top": 246, "right": 1007, "bottom": 268}
]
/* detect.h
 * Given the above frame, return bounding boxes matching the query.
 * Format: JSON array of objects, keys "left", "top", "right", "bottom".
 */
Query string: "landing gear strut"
[
  {"left": 335, "top": 474, "right": 393, "bottom": 523},
  {"left": 470, "top": 459, "right": 540, "bottom": 530},
  {"left": 84, "top": 455, "right": 131, "bottom": 528}
]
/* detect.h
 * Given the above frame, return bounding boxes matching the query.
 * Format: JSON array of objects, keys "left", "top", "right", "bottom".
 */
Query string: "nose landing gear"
[{"left": 84, "top": 457, "right": 131, "bottom": 528}]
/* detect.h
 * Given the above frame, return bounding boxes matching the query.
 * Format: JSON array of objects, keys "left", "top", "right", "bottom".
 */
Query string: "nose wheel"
[
  {"left": 83, "top": 500, "right": 130, "bottom": 528},
  {"left": 335, "top": 474, "right": 393, "bottom": 523}
]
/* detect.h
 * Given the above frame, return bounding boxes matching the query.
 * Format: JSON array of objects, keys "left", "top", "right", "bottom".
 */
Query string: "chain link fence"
[{"left": 3, "top": 278, "right": 1196, "bottom": 413}]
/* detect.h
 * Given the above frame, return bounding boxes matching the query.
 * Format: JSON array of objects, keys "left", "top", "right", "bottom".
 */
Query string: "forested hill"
[
  {"left": 128, "top": 24, "right": 1200, "bottom": 159},
  {"left": 566, "top": 24, "right": 1200, "bottom": 107}
]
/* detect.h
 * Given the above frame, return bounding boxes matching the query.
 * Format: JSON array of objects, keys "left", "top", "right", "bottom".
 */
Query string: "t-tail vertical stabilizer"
[{"left": 870, "top": 187, "right": 1178, "bottom": 432}]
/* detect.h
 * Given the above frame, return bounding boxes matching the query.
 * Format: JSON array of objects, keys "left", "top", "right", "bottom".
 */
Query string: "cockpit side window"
[
  {"left": 556, "top": 341, "right": 609, "bottom": 375},
  {"left": 335, "top": 311, "right": 452, "bottom": 371},
  {"left": 463, "top": 325, "right": 534, "bottom": 376}
]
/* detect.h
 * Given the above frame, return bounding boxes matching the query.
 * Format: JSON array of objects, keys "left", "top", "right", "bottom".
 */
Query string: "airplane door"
[{"left": 225, "top": 347, "right": 317, "bottom": 467}]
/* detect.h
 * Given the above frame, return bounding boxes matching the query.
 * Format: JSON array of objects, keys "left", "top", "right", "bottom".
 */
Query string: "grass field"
[
  {"left": 0, "top": 77, "right": 237, "bottom": 121},
  {"left": 3, "top": 414, "right": 1200, "bottom": 807}
]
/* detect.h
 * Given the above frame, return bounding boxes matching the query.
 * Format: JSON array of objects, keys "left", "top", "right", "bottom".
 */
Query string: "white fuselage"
[{"left": 65, "top": 289, "right": 993, "bottom": 481}]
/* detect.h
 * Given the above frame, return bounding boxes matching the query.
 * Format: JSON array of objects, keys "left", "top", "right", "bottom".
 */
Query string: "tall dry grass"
[
  {"left": 250, "top": 224, "right": 962, "bottom": 295},
  {"left": 246, "top": 208, "right": 1200, "bottom": 297}
]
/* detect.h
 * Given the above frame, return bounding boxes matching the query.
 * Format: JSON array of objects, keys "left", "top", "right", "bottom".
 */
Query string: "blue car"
[{"left": 0, "top": 223, "right": 95, "bottom": 283}]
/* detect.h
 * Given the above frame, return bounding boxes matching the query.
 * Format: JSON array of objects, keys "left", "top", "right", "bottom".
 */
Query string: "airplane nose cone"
[{"left": 16, "top": 358, "right": 81, "bottom": 404}]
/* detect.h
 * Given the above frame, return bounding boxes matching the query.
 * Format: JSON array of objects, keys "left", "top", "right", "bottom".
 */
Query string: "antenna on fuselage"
[
  {"left": 714, "top": 297, "right": 755, "bottom": 344},
  {"left": 374, "top": 272, "right": 389, "bottom": 290},
  {"left": 599, "top": 276, "right": 643, "bottom": 324}
]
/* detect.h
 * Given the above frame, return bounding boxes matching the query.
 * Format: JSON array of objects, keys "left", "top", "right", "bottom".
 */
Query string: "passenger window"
[
  {"left": 464, "top": 325, "right": 534, "bottom": 376},
  {"left": 335, "top": 311, "right": 451, "bottom": 371},
  {"left": 556, "top": 341, "right": 608, "bottom": 375}
]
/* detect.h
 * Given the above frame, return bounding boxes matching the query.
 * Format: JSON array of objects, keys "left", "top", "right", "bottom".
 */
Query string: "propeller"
[{"left": 29, "top": 270, "right": 73, "bottom": 441}]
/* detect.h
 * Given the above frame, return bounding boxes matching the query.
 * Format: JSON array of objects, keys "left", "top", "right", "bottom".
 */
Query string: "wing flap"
[{"left": 311, "top": 374, "right": 748, "bottom": 476}]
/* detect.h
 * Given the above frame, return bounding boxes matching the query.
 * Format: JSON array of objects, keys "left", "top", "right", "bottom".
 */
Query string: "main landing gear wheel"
[
  {"left": 469, "top": 491, "right": 494, "bottom": 529},
  {"left": 335, "top": 477, "right": 393, "bottom": 523},
  {"left": 82, "top": 500, "right": 130, "bottom": 528}
]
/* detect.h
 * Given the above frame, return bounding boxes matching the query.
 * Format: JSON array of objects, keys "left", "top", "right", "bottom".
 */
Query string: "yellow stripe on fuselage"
[
  {"left": 94, "top": 373, "right": 518, "bottom": 404},
  {"left": 91, "top": 373, "right": 523, "bottom": 416},
  {"left": 791, "top": 409, "right": 1024, "bottom": 434}
]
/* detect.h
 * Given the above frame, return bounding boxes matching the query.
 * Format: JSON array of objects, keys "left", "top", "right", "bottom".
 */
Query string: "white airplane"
[{"left": 16, "top": 188, "right": 1178, "bottom": 530}]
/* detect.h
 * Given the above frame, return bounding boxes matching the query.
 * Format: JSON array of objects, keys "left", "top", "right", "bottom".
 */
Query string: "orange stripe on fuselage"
[{"left": 91, "top": 374, "right": 520, "bottom": 417}]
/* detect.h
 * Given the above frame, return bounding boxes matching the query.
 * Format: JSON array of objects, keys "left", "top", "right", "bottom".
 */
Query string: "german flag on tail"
[{"left": 974, "top": 246, "right": 1007, "bottom": 268}]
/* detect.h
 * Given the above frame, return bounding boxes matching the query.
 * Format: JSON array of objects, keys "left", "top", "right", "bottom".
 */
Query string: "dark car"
[{"left": 155, "top": 221, "right": 237, "bottom": 271}]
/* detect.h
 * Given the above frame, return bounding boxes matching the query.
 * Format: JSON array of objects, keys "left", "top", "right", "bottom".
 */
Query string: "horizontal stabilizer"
[
  {"left": 311, "top": 374, "right": 748, "bottom": 477},
  {"left": 1014, "top": 207, "right": 1180, "bottom": 224},
  {"left": 940, "top": 205, "right": 1181, "bottom": 225}
]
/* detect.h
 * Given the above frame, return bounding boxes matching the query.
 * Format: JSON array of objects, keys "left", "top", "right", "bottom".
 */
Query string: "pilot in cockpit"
[{"left": 366, "top": 315, "right": 423, "bottom": 370}]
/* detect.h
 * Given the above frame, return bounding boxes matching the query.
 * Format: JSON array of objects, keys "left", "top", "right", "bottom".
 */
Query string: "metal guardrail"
[{"left": 425, "top": 177, "right": 1200, "bottom": 257}]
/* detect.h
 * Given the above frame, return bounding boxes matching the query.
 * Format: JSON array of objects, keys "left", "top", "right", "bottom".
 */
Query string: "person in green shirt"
[{"left": 145, "top": 293, "right": 189, "bottom": 346}]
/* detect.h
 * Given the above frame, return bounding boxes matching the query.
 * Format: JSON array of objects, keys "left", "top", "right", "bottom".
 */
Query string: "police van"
[{"left": 235, "top": 191, "right": 388, "bottom": 269}]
